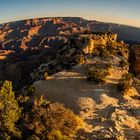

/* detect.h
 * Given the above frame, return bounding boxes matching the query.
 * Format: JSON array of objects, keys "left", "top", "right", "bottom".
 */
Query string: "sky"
[{"left": 0, "top": 0, "right": 140, "bottom": 27}]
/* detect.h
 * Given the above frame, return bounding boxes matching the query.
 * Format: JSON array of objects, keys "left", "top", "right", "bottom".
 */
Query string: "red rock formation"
[
  {"left": 28, "top": 25, "right": 40, "bottom": 36},
  {"left": 0, "top": 17, "right": 140, "bottom": 89}
]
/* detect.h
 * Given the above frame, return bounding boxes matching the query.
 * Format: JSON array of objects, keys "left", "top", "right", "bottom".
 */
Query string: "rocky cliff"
[
  {"left": 32, "top": 33, "right": 140, "bottom": 139},
  {"left": 31, "top": 33, "right": 125, "bottom": 81},
  {"left": 0, "top": 17, "right": 139, "bottom": 89},
  {"left": 0, "top": 17, "right": 139, "bottom": 139}
]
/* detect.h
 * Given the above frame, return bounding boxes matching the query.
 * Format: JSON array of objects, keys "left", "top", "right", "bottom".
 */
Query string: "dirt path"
[{"left": 34, "top": 65, "right": 140, "bottom": 139}]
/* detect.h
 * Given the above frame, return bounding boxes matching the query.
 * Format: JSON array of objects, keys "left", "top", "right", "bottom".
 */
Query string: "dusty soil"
[{"left": 34, "top": 65, "right": 140, "bottom": 139}]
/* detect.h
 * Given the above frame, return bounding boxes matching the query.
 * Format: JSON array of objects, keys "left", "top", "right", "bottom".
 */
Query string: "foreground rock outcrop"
[
  {"left": 33, "top": 65, "right": 140, "bottom": 139},
  {"left": 32, "top": 33, "right": 140, "bottom": 139},
  {"left": 31, "top": 33, "right": 126, "bottom": 81}
]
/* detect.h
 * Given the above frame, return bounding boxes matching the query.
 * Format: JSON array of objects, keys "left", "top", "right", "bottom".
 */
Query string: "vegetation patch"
[
  {"left": 85, "top": 67, "right": 110, "bottom": 83},
  {"left": 119, "top": 59, "right": 129, "bottom": 68},
  {"left": 22, "top": 96, "right": 82, "bottom": 139},
  {"left": 0, "top": 81, "right": 21, "bottom": 140},
  {"left": 0, "top": 80, "right": 83, "bottom": 140},
  {"left": 117, "top": 73, "right": 133, "bottom": 94},
  {"left": 75, "top": 54, "right": 85, "bottom": 64}
]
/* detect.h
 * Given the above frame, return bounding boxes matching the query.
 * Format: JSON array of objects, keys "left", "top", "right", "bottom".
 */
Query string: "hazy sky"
[{"left": 0, "top": 0, "right": 140, "bottom": 27}]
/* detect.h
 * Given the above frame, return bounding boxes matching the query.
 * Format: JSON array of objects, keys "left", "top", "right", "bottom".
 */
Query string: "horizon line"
[{"left": 0, "top": 16, "right": 140, "bottom": 29}]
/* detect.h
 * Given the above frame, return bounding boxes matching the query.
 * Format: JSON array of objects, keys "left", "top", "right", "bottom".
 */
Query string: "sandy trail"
[{"left": 34, "top": 65, "right": 140, "bottom": 139}]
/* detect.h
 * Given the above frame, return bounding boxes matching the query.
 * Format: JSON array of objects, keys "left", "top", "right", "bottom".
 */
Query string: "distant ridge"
[{"left": 1, "top": 17, "right": 140, "bottom": 42}]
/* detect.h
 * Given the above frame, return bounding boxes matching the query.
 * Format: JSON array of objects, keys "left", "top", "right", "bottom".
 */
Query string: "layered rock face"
[
  {"left": 0, "top": 17, "right": 140, "bottom": 56},
  {"left": 0, "top": 25, "right": 128, "bottom": 89},
  {"left": 0, "top": 17, "right": 86, "bottom": 88},
  {"left": 82, "top": 34, "right": 117, "bottom": 54},
  {"left": 31, "top": 33, "right": 127, "bottom": 81},
  {"left": 0, "top": 17, "right": 139, "bottom": 88},
  {"left": 32, "top": 33, "right": 139, "bottom": 139}
]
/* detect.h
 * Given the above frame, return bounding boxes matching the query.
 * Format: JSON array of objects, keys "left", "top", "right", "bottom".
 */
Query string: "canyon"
[{"left": 0, "top": 17, "right": 140, "bottom": 89}]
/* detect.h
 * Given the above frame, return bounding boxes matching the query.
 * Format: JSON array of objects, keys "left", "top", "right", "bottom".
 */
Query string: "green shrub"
[
  {"left": 27, "top": 85, "right": 35, "bottom": 95},
  {"left": 100, "top": 47, "right": 111, "bottom": 58},
  {"left": 122, "top": 73, "right": 134, "bottom": 80},
  {"left": 75, "top": 54, "right": 85, "bottom": 64},
  {"left": 22, "top": 96, "right": 81, "bottom": 139},
  {"left": 0, "top": 80, "right": 21, "bottom": 140},
  {"left": 118, "top": 46, "right": 129, "bottom": 58},
  {"left": 0, "top": 81, "right": 83, "bottom": 140},
  {"left": 106, "top": 62, "right": 113, "bottom": 69},
  {"left": 117, "top": 73, "right": 133, "bottom": 93},
  {"left": 47, "top": 130, "right": 70, "bottom": 140},
  {"left": 119, "top": 60, "right": 129, "bottom": 68},
  {"left": 27, "top": 135, "right": 40, "bottom": 140},
  {"left": 86, "top": 67, "right": 109, "bottom": 83},
  {"left": 107, "top": 45, "right": 117, "bottom": 55},
  {"left": 92, "top": 48, "right": 100, "bottom": 56},
  {"left": 117, "top": 80, "right": 131, "bottom": 92}
]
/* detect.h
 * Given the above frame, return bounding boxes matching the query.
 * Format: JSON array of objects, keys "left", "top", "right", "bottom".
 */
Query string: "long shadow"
[{"left": 0, "top": 47, "right": 59, "bottom": 89}]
